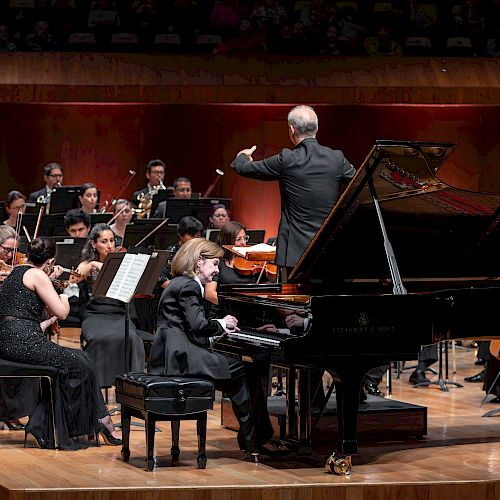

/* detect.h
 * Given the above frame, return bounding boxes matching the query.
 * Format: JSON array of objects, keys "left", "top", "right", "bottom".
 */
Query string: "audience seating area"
[{"left": 0, "top": 0, "right": 498, "bottom": 57}]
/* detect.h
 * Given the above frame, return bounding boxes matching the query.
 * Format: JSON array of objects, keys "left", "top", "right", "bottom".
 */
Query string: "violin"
[{"left": 232, "top": 256, "right": 277, "bottom": 281}]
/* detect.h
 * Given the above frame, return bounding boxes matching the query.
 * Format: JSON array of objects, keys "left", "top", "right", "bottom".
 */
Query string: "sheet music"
[
  {"left": 106, "top": 253, "right": 151, "bottom": 303},
  {"left": 231, "top": 243, "right": 276, "bottom": 258}
]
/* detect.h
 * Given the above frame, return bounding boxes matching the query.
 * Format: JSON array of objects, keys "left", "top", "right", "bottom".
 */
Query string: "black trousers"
[
  {"left": 364, "top": 366, "right": 389, "bottom": 386},
  {"left": 215, "top": 355, "right": 273, "bottom": 449}
]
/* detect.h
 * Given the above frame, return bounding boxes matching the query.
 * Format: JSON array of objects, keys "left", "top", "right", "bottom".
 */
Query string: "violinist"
[
  {"left": 0, "top": 237, "right": 121, "bottom": 448},
  {"left": 109, "top": 199, "right": 133, "bottom": 247},
  {"left": 3, "top": 191, "right": 26, "bottom": 229},
  {"left": 0, "top": 224, "right": 38, "bottom": 431},
  {"left": 78, "top": 183, "right": 99, "bottom": 214},
  {"left": 0, "top": 226, "right": 19, "bottom": 280},
  {"left": 74, "top": 223, "right": 147, "bottom": 389},
  {"left": 205, "top": 221, "right": 256, "bottom": 311},
  {"left": 28, "top": 162, "right": 63, "bottom": 203}
]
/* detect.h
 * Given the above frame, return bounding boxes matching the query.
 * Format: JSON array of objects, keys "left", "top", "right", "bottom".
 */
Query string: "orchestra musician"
[
  {"left": 157, "top": 216, "right": 204, "bottom": 290},
  {"left": 148, "top": 238, "right": 274, "bottom": 457},
  {"left": 74, "top": 223, "right": 147, "bottom": 389},
  {"left": 231, "top": 105, "right": 356, "bottom": 276},
  {"left": 132, "top": 159, "right": 167, "bottom": 207},
  {"left": 109, "top": 199, "right": 133, "bottom": 247},
  {"left": 28, "top": 162, "right": 63, "bottom": 203},
  {"left": 0, "top": 237, "right": 121, "bottom": 448},
  {"left": 78, "top": 183, "right": 99, "bottom": 214},
  {"left": 173, "top": 176, "right": 193, "bottom": 198},
  {"left": 208, "top": 203, "right": 230, "bottom": 229},
  {"left": 205, "top": 221, "right": 256, "bottom": 313},
  {"left": 64, "top": 209, "right": 91, "bottom": 238},
  {"left": 0, "top": 226, "right": 18, "bottom": 278},
  {"left": 3, "top": 191, "right": 26, "bottom": 229},
  {"left": 0, "top": 225, "right": 39, "bottom": 431}
]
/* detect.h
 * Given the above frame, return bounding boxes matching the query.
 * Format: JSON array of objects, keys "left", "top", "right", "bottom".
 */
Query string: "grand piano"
[{"left": 213, "top": 140, "right": 500, "bottom": 474}]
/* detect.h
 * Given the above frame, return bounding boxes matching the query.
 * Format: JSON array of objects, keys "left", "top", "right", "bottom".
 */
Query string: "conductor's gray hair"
[{"left": 287, "top": 105, "right": 318, "bottom": 138}]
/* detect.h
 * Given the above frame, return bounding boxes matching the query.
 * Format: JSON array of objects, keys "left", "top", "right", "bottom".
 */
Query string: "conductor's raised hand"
[{"left": 237, "top": 145, "right": 257, "bottom": 161}]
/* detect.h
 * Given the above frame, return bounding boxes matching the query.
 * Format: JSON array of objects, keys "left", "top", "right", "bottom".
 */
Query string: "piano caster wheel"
[
  {"left": 243, "top": 451, "right": 259, "bottom": 463},
  {"left": 325, "top": 453, "right": 351, "bottom": 475}
]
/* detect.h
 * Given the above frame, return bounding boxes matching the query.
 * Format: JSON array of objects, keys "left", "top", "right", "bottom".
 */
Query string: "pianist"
[{"left": 148, "top": 238, "right": 274, "bottom": 457}]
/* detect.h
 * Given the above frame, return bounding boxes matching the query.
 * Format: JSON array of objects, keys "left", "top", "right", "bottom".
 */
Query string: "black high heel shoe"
[
  {"left": 98, "top": 423, "right": 122, "bottom": 446},
  {"left": 24, "top": 431, "right": 49, "bottom": 449}
]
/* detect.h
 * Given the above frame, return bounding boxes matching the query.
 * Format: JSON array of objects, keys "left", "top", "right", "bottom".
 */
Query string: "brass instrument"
[{"left": 136, "top": 179, "right": 166, "bottom": 218}]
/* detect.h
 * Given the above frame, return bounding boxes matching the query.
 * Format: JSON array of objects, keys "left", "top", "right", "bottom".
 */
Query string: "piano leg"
[{"left": 325, "top": 364, "right": 370, "bottom": 475}]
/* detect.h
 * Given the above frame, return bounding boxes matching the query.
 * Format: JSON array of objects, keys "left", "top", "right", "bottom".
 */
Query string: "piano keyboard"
[{"left": 226, "top": 329, "right": 284, "bottom": 347}]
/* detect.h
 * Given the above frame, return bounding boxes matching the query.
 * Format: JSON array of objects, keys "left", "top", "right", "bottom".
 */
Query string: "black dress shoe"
[
  {"left": 365, "top": 383, "right": 384, "bottom": 397},
  {"left": 409, "top": 370, "right": 430, "bottom": 385},
  {"left": 464, "top": 370, "right": 485, "bottom": 383},
  {"left": 475, "top": 358, "right": 486, "bottom": 366}
]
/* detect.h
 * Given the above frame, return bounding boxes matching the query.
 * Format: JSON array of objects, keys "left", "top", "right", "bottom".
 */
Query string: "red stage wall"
[{"left": 1, "top": 103, "right": 498, "bottom": 239}]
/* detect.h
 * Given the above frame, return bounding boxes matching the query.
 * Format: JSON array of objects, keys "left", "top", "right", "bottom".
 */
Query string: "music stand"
[
  {"left": 89, "top": 213, "right": 112, "bottom": 226},
  {"left": 122, "top": 221, "right": 178, "bottom": 249},
  {"left": 55, "top": 238, "right": 87, "bottom": 278},
  {"left": 149, "top": 190, "right": 172, "bottom": 219},
  {"left": 206, "top": 228, "right": 220, "bottom": 243},
  {"left": 21, "top": 213, "right": 68, "bottom": 237},
  {"left": 48, "top": 186, "right": 82, "bottom": 214},
  {"left": 164, "top": 198, "right": 231, "bottom": 226},
  {"left": 246, "top": 229, "right": 266, "bottom": 244}
]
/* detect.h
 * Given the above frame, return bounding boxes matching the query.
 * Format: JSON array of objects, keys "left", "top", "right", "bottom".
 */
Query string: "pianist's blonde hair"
[{"left": 171, "top": 238, "right": 224, "bottom": 278}]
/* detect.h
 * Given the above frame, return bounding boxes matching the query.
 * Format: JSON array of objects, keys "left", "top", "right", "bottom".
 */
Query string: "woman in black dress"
[
  {"left": 75, "top": 224, "right": 146, "bottom": 388},
  {"left": 148, "top": 238, "right": 274, "bottom": 457},
  {"left": 0, "top": 238, "right": 121, "bottom": 448}
]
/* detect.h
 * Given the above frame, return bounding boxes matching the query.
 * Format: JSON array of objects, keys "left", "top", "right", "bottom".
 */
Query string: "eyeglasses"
[
  {"left": 0, "top": 244, "right": 15, "bottom": 254},
  {"left": 48, "top": 173, "right": 63, "bottom": 178},
  {"left": 235, "top": 235, "right": 249, "bottom": 243}
]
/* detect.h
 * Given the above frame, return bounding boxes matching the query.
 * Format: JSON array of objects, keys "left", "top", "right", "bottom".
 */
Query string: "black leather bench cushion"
[{"left": 115, "top": 372, "right": 215, "bottom": 415}]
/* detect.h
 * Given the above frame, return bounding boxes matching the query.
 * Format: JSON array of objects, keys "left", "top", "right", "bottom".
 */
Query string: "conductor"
[{"left": 231, "top": 105, "right": 356, "bottom": 274}]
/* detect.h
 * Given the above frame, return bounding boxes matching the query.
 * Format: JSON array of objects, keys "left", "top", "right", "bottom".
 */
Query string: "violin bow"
[
  {"left": 11, "top": 209, "right": 24, "bottom": 271},
  {"left": 256, "top": 239, "right": 277, "bottom": 285},
  {"left": 135, "top": 218, "right": 169, "bottom": 248},
  {"left": 33, "top": 205, "right": 45, "bottom": 240},
  {"left": 106, "top": 203, "right": 128, "bottom": 226}
]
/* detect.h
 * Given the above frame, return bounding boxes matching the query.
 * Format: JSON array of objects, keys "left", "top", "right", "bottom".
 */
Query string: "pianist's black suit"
[
  {"left": 232, "top": 138, "right": 355, "bottom": 267},
  {"left": 148, "top": 275, "right": 273, "bottom": 451}
]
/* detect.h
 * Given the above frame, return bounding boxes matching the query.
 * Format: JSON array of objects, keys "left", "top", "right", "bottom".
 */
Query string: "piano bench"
[{"left": 115, "top": 373, "right": 215, "bottom": 471}]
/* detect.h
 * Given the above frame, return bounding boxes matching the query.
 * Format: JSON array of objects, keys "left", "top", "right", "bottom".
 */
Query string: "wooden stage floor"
[{"left": 0, "top": 339, "right": 499, "bottom": 500}]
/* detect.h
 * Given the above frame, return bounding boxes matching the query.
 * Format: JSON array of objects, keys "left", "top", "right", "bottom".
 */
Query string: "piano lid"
[{"left": 289, "top": 140, "right": 500, "bottom": 284}]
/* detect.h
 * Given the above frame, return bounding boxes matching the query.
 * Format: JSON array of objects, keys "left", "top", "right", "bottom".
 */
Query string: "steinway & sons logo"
[{"left": 331, "top": 312, "right": 397, "bottom": 334}]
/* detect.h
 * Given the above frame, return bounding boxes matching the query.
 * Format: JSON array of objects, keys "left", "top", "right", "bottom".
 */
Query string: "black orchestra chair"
[
  {"left": 0, "top": 358, "right": 59, "bottom": 448},
  {"left": 115, "top": 373, "right": 215, "bottom": 471}
]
